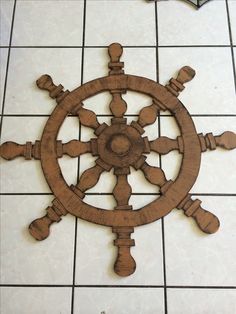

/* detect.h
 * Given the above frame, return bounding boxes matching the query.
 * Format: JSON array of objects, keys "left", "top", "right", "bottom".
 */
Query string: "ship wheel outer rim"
[{"left": 40, "top": 74, "right": 201, "bottom": 227}]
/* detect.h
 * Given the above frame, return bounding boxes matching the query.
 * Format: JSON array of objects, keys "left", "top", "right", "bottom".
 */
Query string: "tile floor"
[{"left": 0, "top": 0, "right": 236, "bottom": 314}]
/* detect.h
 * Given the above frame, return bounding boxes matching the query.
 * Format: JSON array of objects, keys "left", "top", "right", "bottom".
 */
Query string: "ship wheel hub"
[{"left": 97, "top": 123, "right": 144, "bottom": 168}]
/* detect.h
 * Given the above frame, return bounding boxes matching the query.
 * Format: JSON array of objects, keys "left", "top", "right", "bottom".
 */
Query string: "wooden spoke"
[
  {"left": 149, "top": 131, "right": 236, "bottom": 155},
  {"left": 29, "top": 198, "right": 68, "bottom": 241},
  {"left": 165, "top": 66, "right": 195, "bottom": 97},
  {"left": 76, "top": 107, "right": 100, "bottom": 130},
  {"left": 76, "top": 163, "right": 104, "bottom": 193},
  {"left": 112, "top": 226, "right": 136, "bottom": 277},
  {"left": 0, "top": 141, "right": 41, "bottom": 160},
  {"left": 141, "top": 162, "right": 166, "bottom": 187},
  {"left": 0, "top": 140, "right": 92, "bottom": 160},
  {"left": 113, "top": 169, "right": 132, "bottom": 209},
  {"left": 177, "top": 194, "right": 220, "bottom": 234},
  {"left": 109, "top": 92, "right": 127, "bottom": 118},
  {"left": 149, "top": 136, "right": 180, "bottom": 155},
  {"left": 137, "top": 103, "right": 159, "bottom": 128},
  {"left": 61, "top": 140, "right": 91, "bottom": 157},
  {"left": 108, "top": 42, "right": 124, "bottom": 75},
  {"left": 199, "top": 131, "right": 236, "bottom": 151},
  {"left": 36, "top": 74, "right": 69, "bottom": 103}
]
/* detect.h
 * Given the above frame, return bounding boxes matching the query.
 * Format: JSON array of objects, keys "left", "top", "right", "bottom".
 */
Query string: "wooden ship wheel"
[{"left": 1, "top": 43, "right": 236, "bottom": 277}]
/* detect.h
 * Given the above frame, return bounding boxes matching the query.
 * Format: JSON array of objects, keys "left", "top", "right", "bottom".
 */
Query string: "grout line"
[
  {"left": 0, "top": 0, "right": 17, "bottom": 138},
  {"left": 71, "top": 1, "right": 87, "bottom": 313},
  {"left": 0, "top": 192, "right": 236, "bottom": 197},
  {"left": 225, "top": 0, "right": 236, "bottom": 95},
  {"left": 1, "top": 113, "right": 236, "bottom": 118},
  {"left": 167, "top": 285, "right": 236, "bottom": 289},
  {"left": 71, "top": 193, "right": 78, "bottom": 312},
  {"left": 0, "top": 284, "right": 235, "bottom": 289},
  {"left": 1, "top": 45, "right": 235, "bottom": 49},
  {"left": 158, "top": 45, "right": 233, "bottom": 48},
  {"left": 1, "top": 192, "right": 236, "bottom": 197},
  {"left": 155, "top": 3, "right": 168, "bottom": 314}
]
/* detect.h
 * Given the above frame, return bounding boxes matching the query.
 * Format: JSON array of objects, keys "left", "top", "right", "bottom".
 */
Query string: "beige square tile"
[
  {"left": 159, "top": 47, "right": 236, "bottom": 114},
  {"left": 168, "top": 289, "right": 236, "bottom": 314},
  {"left": 74, "top": 287, "right": 164, "bottom": 314},
  {"left": 75, "top": 195, "right": 164, "bottom": 285},
  {"left": 165, "top": 196, "right": 236, "bottom": 286},
  {"left": 0, "top": 0, "right": 14, "bottom": 46},
  {"left": 0, "top": 287, "right": 71, "bottom": 314},
  {"left": 85, "top": 0, "right": 156, "bottom": 46},
  {"left": 4, "top": 48, "right": 82, "bottom": 114},
  {"left": 0, "top": 195, "right": 75, "bottom": 284},
  {"left": 12, "top": 0, "right": 84, "bottom": 46},
  {"left": 158, "top": 0, "right": 229, "bottom": 46}
]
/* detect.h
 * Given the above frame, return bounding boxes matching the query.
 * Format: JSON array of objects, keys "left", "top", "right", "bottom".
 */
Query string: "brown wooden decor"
[{"left": 1, "top": 43, "right": 236, "bottom": 277}]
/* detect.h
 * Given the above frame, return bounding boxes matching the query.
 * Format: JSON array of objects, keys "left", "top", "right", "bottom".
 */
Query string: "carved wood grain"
[{"left": 0, "top": 42, "right": 235, "bottom": 277}]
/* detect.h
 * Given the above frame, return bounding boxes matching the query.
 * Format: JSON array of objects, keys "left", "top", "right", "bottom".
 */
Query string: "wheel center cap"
[{"left": 110, "top": 134, "right": 131, "bottom": 155}]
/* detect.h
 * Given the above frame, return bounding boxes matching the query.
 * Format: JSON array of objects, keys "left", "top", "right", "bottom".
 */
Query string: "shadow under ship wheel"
[{"left": 1, "top": 43, "right": 236, "bottom": 277}]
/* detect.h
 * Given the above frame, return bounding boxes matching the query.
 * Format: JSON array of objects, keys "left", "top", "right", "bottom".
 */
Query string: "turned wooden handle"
[
  {"left": 191, "top": 206, "right": 220, "bottom": 234},
  {"left": 29, "top": 200, "right": 67, "bottom": 240},
  {"left": 178, "top": 197, "right": 220, "bottom": 234},
  {"left": 113, "top": 227, "right": 136, "bottom": 277},
  {"left": 176, "top": 66, "right": 196, "bottom": 84},
  {"left": 0, "top": 141, "right": 25, "bottom": 160},
  {"left": 0, "top": 141, "right": 41, "bottom": 160},
  {"left": 114, "top": 246, "right": 136, "bottom": 277},
  {"left": 36, "top": 74, "right": 57, "bottom": 91},
  {"left": 29, "top": 214, "right": 53, "bottom": 241},
  {"left": 166, "top": 66, "right": 196, "bottom": 96},
  {"left": 36, "top": 74, "right": 68, "bottom": 102},
  {"left": 108, "top": 43, "right": 123, "bottom": 62},
  {"left": 215, "top": 131, "right": 236, "bottom": 150}
]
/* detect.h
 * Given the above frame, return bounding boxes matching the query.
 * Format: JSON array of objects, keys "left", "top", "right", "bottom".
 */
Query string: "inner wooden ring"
[{"left": 40, "top": 74, "right": 201, "bottom": 227}]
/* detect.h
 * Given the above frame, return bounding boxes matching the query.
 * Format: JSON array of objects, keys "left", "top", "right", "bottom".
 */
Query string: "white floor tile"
[
  {"left": 74, "top": 288, "right": 164, "bottom": 314},
  {"left": 0, "top": 0, "right": 14, "bottom": 46},
  {"left": 228, "top": 0, "right": 236, "bottom": 45},
  {"left": 159, "top": 47, "right": 236, "bottom": 114},
  {"left": 158, "top": 0, "right": 229, "bottom": 46},
  {"left": 168, "top": 289, "right": 236, "bottom": 314},
  {"left": 191, "top": 116, "right": 236, "bottom": 194},
  {"left": 75, "top": 195, "right": 164, "bottom": 285},
  {"left": 1, "top": 116, "right": 79, "bottom": 193},
  {"left": 4, "top": 48, "right": 82, "bottom": 114},
  {"left": 161, "top": 116, "right": 236, "bottom": 194},
  {"left": 0, "top": 287, "right": 71, "bottom": 314},
  {"left": 85, "top": 0, "right": 156, "bottom": 46},
  {"left": 0, "top": 1, "right": 235, "bottom": 311},
  {"left": 0, "top": 48, "right": 8, "bottom": 109},
  {"left": 165, "top": 196, "right": 236, "bottom": 286},
  {"left": 12, "top": 0, "right": 84, "bottom": 46},
  {"left": 0, "top": 195, "right": 75, "bottom": 284}
]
